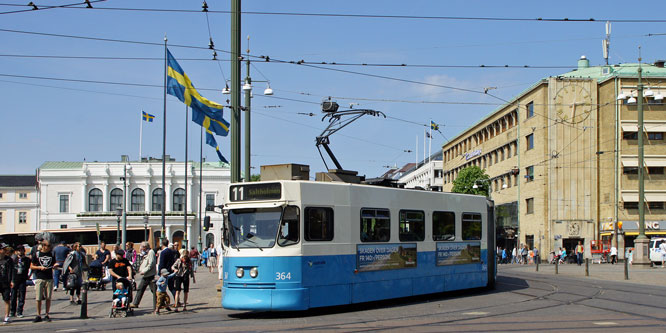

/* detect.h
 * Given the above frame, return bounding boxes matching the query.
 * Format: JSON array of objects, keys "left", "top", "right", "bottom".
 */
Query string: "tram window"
[
  {"left": 433, "top": 211, "right": 455, "bottom": 241},
  {"left": 399, "top": 210, "right": 425, "bottom": 242},
  {"left": 360, "top": 208, "right": 390, "bottom": 242},
  {"left": 462, "top": 213, "right": 482, "bottom": 240},
  {"left": 305, "top": 207, "right": 334, "bottom": 241},
  {"left": 278, "top": 206, "right": 300, "bottom": 246}
]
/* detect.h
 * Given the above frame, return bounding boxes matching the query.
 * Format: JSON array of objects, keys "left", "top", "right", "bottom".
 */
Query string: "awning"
[
  {"left": 621, "top": 158, "right": 666, "bottom": 167},
  {"left": 621, "top": 123, "right": 666, "bottom": 132},
  {"left": 621, "top": 192, "right": 666, "bottom": 202},
  {"left": 600, "top": 232, "right": 666, "bottom": 236}
]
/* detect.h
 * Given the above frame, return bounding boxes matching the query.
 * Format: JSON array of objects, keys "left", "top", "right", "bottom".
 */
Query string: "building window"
[
  {"left": 507, "top": 144, "right": 512, "bottom": 157},
  {"left": 433, "top": 211, "right": 455, "bottom": 241},
  {"left": 648, "top": 167, "right": 665, "bottom": 175},
  {"left": 399, "top": 210, "right": 425, "bottom": 242},
  {"left": 462, "top": 213, "right": 482, "bottom": 240},
  {"left": 0, "top": 212, "right": 2, "bottom": 224},
  {"left": 59, "top": 194, "right": 69, "bottom": 213},
  {"left": 305, "top": 207, "right": 334, "bottom": 241},
  {"left": 88, "top": 188, "right": 103, "bottom": 212},
  {"left": 152, "top": 188, "right": 164, "bottom": 211},
  {"left": 173, "top": 188, "right": 185, "bottom": 211},
  {"left": 648, "top": 202, "right": 665, "bottom": 210},
  {"left": 624, "top": 201, "right": 638, "bottom": 210},
  {"left": 360, "top": 208, "right": 390, "bottom": 242},
  {"left": 623, "top": 132, "right": 638, "bottom": 140},
  {"left": 526, "top": 198, "right": 534, "bottom": 214},
  {"left": 18, "top": 212, "right": 27, "bottom": 224},
  {"left": 526, "top": 102, "right": 534, "bottom": 118},
  {"left": 623, "top": 167, "right": 638, "bottom": 174},
  {"left": 525, "top": 166, "right": 534, "bottom": 182},
  {"left": 526, "top": 134, "right": 534, "bottom": 150},
  {"left": 206, "top": 194, "right": 215, "bottom": 211},
  {"left": 18, "top": 193, "right": 27, "bottom": 199},
  {"left": 500, "top": 148, "right": 505, "bottom": 161},
  {"left": 131, "top": 188, "right": 145, "bottom": 211},
  {"left": 648, "top": 132, "right": 664, "bottom": 140},
  {"left": 110, "top": 188, "right": 123, "bottom": 211},
  {"left": 514, "top": 174, "right": 518, "bottom": 186}
]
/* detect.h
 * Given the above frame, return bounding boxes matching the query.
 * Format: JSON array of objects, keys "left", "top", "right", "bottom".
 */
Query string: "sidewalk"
[
  {"left": 5, "top": 265, "right": 222, "bottom": 326},
  {"left": 499, "top": 261, "right": 666, "bottom": 287}
]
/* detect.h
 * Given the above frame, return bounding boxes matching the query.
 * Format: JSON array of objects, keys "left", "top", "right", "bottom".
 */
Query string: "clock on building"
[{"left": 554, "top": 83, "right": 593, "bottom": 124}]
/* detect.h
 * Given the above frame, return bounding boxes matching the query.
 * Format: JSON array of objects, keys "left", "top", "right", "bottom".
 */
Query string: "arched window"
[
  {"left": 131, "top": 188, "right": 145, "bottom": 211},
  {"left": 173, "top": 188, "right": 185, "bottom": 211},
  {"left": 152, "top": 188, "right": 164, "bottom": 211},
  {"left": 88, "top": 188, "right": 103, "bottom": 212},
  {"left": 110, "top": 188, "right": 123, "bottom": 211}
]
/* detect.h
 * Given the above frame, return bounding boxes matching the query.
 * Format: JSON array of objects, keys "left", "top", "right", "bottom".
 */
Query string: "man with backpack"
[{"left": 0, "top": 244, "right": 14, "bottom": 325}]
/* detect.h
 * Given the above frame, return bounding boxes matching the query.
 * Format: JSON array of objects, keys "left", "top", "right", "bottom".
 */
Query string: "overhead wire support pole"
[
  {"left": 230, "top": 0, "right": 241, "bottom": 183},
  {"left": 244, "top": 35, "right": 251, "bottom": 182},
  {"left": 184, "top": 105, "right": 189, "bottom": 249},
  {"left": 161, "top": 34, "right": 167, "bottom": 243},
  {"left": 315, "top": 106, "right": 385, "bottom": 170}
]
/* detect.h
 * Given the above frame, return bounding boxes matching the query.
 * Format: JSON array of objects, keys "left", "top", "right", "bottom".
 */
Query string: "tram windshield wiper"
[{"left": 245, "top": 233, "right": 263, "bottom": 251}]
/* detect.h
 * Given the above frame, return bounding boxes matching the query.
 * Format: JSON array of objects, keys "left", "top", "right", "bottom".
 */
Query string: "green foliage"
[
  {"left": 451, "top": 166, "right": 490, "bottom": 196},
  {"left": 250, "top": 174, "right": 261, "bottom": 182}
]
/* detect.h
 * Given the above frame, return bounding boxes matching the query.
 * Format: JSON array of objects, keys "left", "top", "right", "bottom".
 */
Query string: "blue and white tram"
[{"left": 221, "top": 180, "right": 495, "bottom": 311}]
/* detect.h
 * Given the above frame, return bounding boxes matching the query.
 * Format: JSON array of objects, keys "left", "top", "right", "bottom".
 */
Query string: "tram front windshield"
[{"left": 228, "top": 207, "right": 282, "bottom": 248}]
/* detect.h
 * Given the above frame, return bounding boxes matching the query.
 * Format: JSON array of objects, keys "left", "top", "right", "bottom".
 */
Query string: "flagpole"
[
  {"left": 184, "top": 105, "right": 188, "bottom": 249},
  {"left": 198, "top": 124, "right": 203, "bottom": 252},
  {"left": 139, "top": 110, "right": 144, "bottom": 160},
  {"left": 161, "top": 34, "right": 167, "bottom": 244},
  {"left": 429, "top": 122, "right": 433, "bottom": 189},
  {"left": 423, "top": 128, "right": 426, "bottom": 165},
  {"left": 415, "top": 135, "right": 418, "bottom": 167}
]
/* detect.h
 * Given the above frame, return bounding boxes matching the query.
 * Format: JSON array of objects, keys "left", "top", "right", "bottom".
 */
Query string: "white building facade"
[
  {"left": 398, "top": 158, "right": 443, "bottom": 191},
  {"left": 38, "top": 158, "right": 230, "bottom": 250}
]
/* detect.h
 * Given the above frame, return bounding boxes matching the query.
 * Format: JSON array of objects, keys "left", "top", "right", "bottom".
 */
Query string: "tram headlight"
[
  {"left": 249, "top": 267, "right": 258, "bottom": 278},
  {"left": 236, "top": 267, "right": 244, "bottom": 278}
]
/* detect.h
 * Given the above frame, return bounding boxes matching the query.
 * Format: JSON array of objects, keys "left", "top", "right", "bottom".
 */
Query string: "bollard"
[
  {"left": 624, "top": 258, "right": 629, "bottom": 280},
  {"left": 555, "top": 259, "right": 559, "bottom": 274},
  {"left": 536, "top": 258, "right": 539, "bottom": 272},
  {"left": 80, "top": 281, "right": 88, "bottom": 319},
  {"left": 585, "top": 258, "right": 589, "bottom": 277}
]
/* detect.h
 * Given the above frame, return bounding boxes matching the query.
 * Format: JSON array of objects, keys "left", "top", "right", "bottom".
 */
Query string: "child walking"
[{"left": 155, "top": 268, "right": 175, "bottom": 315}]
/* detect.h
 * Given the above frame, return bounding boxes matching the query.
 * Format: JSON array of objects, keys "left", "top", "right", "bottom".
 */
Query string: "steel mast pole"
[
  {"left": 161, "top": 35, "right": 168, "bottom": 243},
  {"left": 230, "top": 0, "right": 241, "bottom": 183},
  {"left": 635, "top": 50, "right": 650, "bottom": 266},
  {"left": 198, "top": 125, "right": 203, "bottom": 252},
  {"left": 244, "top": 35, "right": 251, "bottom": 181},
  {"left": 184, "top": 105, "right": 189, "bottom": 250}
]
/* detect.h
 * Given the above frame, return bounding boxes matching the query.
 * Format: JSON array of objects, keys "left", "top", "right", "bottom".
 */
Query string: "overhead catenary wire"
[{"left": 0, "top": 0, "right": 105, "bottom": 15}]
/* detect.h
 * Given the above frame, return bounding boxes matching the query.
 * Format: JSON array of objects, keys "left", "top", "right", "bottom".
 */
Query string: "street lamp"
[
  {"left": 115, "top": 207, "right": 123, "bottom": 245},
  {"left": 143, "top": 214, "right": 149, "bottom": 242}
]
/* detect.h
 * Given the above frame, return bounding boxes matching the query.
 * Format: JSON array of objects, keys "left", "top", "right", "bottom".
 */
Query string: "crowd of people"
[
  {"left": 0, "top": 232, "right": 224, "bottom": 325},
  {"left": 497, "top": 244, "right": 540, "bottom": 265}
]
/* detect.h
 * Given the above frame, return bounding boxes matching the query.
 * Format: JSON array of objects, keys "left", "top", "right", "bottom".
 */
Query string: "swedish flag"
[
  {"left": 192, "top": 107, "right": 229, "bottom": 137},
  {"left": 167, "top": 49, "right": 227, "bottom": 133},
  {"left": 205, "top": 131, "right": 229, "bottom": 163},
  {"left": 142, "top": 111, "right": 155, "bottom": 122},
  {"left": 430, "top": 120, "right": 439, "bottom": 131}
]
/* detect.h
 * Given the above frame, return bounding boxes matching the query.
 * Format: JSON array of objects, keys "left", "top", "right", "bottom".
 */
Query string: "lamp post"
[
  {"left": 143, "top": 214, "right": 149, "bottom": 242},
  {"left": 120, "top": 164, "right": 130, "bottom": 251},
  {"left": 115, "top": 207, "right": 123, "bottom": 245},
  {"left": 635, "top": 52, "right": 650, "bottom": 267}
]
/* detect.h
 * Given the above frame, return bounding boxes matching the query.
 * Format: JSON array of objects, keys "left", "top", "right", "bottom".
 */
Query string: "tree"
[
  {"left": 451, "top": 166, "right": 489, "bottom": 196},
  {"left": 250, "top": 174, "right": 261, "bottom": 182}
]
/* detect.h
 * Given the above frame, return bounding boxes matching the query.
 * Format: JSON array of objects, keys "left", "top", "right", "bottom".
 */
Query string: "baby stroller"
[
  {"left": 109, "top": 278, "right": 134, "bottom": 318},
  {"left": 87, "top": 265, "right": 106, "bottom": 290}
]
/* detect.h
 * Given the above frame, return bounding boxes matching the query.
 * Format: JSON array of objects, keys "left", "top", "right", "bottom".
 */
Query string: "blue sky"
[{"left": 2, "top": 0, "right": 666, "bottom": 178}]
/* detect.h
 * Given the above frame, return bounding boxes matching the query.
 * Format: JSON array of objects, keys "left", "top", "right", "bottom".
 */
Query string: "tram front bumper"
[{"left": 222, "top": 287, "right": 309, "bottom": 311}]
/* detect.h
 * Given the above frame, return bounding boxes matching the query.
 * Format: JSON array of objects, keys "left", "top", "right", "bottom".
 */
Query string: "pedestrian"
[
  {"left": 559, "top": 247, "right": 567, "bottom": 264},
  {"left": 157, "top": 239, "right": 177, "bottom": 299},
  {"left": 154, "top": 269, "right": 175, "bottom": 315},
  {"left": 533, "top": 246, "right": 540, "bottom": 264},
  {"left": 610, "top": 245, "right": 617, "bottom": 264},
  {"left": 110, "top": 244, "right": 121, "bottom": 261},
  {"left": 131, "top": 242, "right": 157, "bottom": 310},
  {"left": 511, "top": 247, "right": 517, "bottom": 264},
  {"left": 201, "top": 246, "right": 208, "bottom": 268},
  {"left": 659, "top": 240, "right": 666, "bottom": 268},
  {"left": 96, "top": 241, "right": 111, "bottom": 279},
  {"left": 10, "top": 246, "right": 29, "bottom": 319},
  {"left": 52, "top": 241, "right": 70, "bottom": 292},
  {"left": 125, "top": 242, "right": 136, "bottom": 265},
  {"left": 112, "top": 282, "right": 129, "bottom": 308},
  {"left": 575, "top": 241, "right": 584, "bottom": 266},
  {"left": 108, "top": 250, "right": 132, "bottom": 291},
  {"left": 189, "top": 247, "right": 199, "bottom": 273},
  {"left": 521, "top": 245, "right": 528, "bottom": 265},
  {"left": 30, "top": 238, "right": 56, "bottom": 322},
  {"left": 172, "top": 249, "right": 195, "bottom": 312},
  {"left": 64, "top": 243, "right": 85, "bottom": 305},
  {"left": 0, "top": 244, "right": 14, "bottom": 325},
  {"left": 501, "top": 248, "right": 507, "bottom": 264},
  {"left": 207, "top": 244, "right": 217, "bottom": 273}
]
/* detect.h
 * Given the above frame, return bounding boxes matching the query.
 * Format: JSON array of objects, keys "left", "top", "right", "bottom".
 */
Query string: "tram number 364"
[{"left": 275, "top": 272, "right": 291, "bottom": 280}]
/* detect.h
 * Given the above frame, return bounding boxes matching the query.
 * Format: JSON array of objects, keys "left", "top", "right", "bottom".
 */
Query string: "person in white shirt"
[
  {"left": 659, "top": 240, "right": 666, "bottom": 268},
  {"left": 610, "top": 246, "right": 618, "bottom": 264}
]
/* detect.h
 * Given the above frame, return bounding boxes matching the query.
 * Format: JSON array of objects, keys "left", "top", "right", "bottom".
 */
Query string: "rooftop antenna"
[{"left": 603, "top": 21, "right": 611, "bottom": 65}]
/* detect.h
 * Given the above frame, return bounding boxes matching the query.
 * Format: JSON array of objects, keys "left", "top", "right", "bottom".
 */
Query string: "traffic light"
[{"left": 203, "top": 216, "right": 211, "bottom": 231}]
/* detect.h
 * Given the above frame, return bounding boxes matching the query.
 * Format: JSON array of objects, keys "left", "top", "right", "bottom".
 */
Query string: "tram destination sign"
[{"left": 229, "top": 183, "right": 282, "bottom": 202}]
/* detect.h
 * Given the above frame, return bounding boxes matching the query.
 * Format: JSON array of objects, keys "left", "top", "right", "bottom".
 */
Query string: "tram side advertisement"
[
  {"left": 436, "top": 242, "right": 481, "bottom": 266},
  {"left": 357, "top": 243, "right": 417, "bottom": 272}
]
